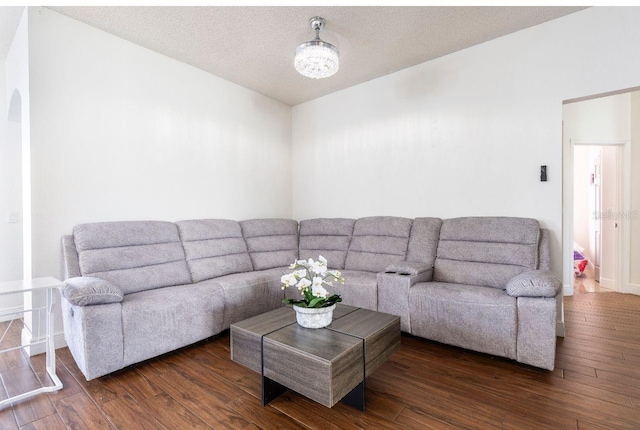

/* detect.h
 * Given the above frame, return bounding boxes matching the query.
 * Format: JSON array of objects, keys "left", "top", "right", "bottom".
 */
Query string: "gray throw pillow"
[
  {"left": 506, "top": 270, "right": 561, "bottom": 298},
  {"left": 63, "top": 277, "right": 123, "bottom": 306}
]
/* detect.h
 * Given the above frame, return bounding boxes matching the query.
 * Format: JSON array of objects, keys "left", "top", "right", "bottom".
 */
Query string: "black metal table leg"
[
  {"left": 262, "top": 375, "right": 288, "bottom": 406},
  {"left": 341, "top": 380, "right": 365, "bottom": 411}
]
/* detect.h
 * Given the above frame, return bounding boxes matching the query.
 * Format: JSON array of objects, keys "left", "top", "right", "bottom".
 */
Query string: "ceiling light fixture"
[{"left": 294, "top": 17, "right": 339, "bottom": 80}]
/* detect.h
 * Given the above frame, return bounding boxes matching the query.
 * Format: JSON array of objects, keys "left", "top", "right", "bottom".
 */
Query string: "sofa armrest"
[
  {"left": 62, "top": 277, "right": 124, "bottom": 307},
  {"left": 377, "top": 267, "right": 432, "bottom": 332},
  {"left": 385, "top": 262, "right": 433, "bottom": 276},
  {"left": 506, "top": 270, "right": 561, "bottom": 298}
]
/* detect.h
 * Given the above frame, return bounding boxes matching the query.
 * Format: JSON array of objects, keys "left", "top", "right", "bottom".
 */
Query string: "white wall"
[
  {"left": 1, "top": 8, "right": 29, "bottom": 321},
  {"left": 0, "top": 50, "right": 24, "bottom": 321},
  {"left": 5, "top": 7, "right": 30, "bottom": 280},
  {"left": 563, "top": 94, "right": 631, "bottom": 144},
  {"left": 0, "top": 53, "right": 23, "bottom": 285},
  {"left": 27, "top": 8, "right": 292, "bottom": 281},
  {"left": 292, "top": 7, "right": 640, "bottom": 292}
]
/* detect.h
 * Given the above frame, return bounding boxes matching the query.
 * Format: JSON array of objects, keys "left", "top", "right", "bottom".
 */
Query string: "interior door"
[{"left": 593, "top": 154, "right": 601, "bottom": 281}]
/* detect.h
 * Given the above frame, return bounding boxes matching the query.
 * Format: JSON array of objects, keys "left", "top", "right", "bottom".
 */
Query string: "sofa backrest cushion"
[
  {"left": 240, "top": 219, "right": 299, "bottom": 270},
  {"left": 405, "top": 217, "right": 443, "bottom": 267},
  {"left": 433, "top": 217, "right": 540, "bottom": 289},
  {"left": 176, "top": 219, "right": 253, "bottom": 283},
  {"left": 299, "top": 218, "right": 355, "bottom": 269},
  {"left": 61, "top": 235, "right": 81, "bottom": 279},
  {"left": 538, "top": 228, "right": 551, "bottom": 271},
  {"left": 73, "top": 221, "right": 192, "bottom": 295},
  {"left": 345, "top": 216, "right": 413, "bottom": 273}
]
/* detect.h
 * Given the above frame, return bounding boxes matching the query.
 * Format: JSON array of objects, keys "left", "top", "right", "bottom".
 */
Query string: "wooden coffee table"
[{"left": 230, "top": 304, "right": 400, "bottom": 410}]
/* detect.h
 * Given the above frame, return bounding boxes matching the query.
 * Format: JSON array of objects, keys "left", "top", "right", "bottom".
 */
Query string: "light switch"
[
  {"left": 7, "top": 212, "right": 18, "bottom": 223},
  {"left": 540, "top": 165, "right": 547, "bottom": 182}
]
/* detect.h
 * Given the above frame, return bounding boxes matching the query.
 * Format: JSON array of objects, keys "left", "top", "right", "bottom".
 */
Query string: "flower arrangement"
[{"left": 281, "top": 256, "right": 344, "bottom": 308}]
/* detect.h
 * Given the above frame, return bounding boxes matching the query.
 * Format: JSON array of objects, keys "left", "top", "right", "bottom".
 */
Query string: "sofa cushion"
[
  {"left": 212, "top": 268, "right": 286, "bottom": 329},
  {"left": 345, "top": 216, "right": 413, "bottom": 273},
  {"left": 409, "top": 282, "right": 517, "bottom": 359},
  {"left": 405, "top": 217, "right": 443, "bottom": 266},
  {"left": 433, "top": 217, "right": 540, "bottom": 289},
  {"left": 177, "top": 219, "right": 253, "bottom": 283},
  {"left": 62, "top": 276, "right": 123, "bottom": 306},
  {"left": 240, "top": 219, "right": 299, "bottom": 270},
  {"left": 121, "top": 282, "right": 225, "bottom": 366},
  {"left": 538, "top": 229, "right": 551, "bottom": 270},
  {"left": 299, "top": 218, "right": 355, "bottom": 269},
  {"left": 73, "top": 221, "right": 192, "bottom": 295},
  {"left": 62, "top": 235, "right": 81, "bottom": 279},
  {"left": 284, "top": 269, "right": 377, "bottom": 311}
]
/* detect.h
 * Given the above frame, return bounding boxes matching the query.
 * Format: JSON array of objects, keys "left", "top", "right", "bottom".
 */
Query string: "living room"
[{"left": 1, "top": 5, "right": 640, "bottom": 429}]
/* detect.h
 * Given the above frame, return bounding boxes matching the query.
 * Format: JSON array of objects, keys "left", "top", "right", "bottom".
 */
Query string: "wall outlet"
[{"left": 7, "top": 212, "right": 19, "bottom": 223}]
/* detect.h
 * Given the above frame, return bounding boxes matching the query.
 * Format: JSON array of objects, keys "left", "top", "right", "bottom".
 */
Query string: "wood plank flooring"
[{"left": 1, "top": 292, "right": 639, "bottom": 429}]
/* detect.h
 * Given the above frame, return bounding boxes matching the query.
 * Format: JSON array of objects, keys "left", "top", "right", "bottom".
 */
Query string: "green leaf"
[
  {"left": 326, "top": 294, "right": 342, "bottom": 303},
  {"left": 283, "top": 299, "right": 304, "bottom": 306},
  {"left": 308, "top": 297, "right": 324, "bottom": 308}
]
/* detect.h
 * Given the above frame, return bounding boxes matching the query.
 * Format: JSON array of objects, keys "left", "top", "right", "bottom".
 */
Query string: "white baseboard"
[
  {"left": 629, "top": 283, "right": 640, "bottom": 295},
  {"left": 21, "top": 327, "right": 67, "bottom": 356},
  {"left": 0, "top": 306, "right": 24, "bottom": 322},
  {"left": 556, "top": 321, "right": 565, "bottom": 338},
  {"left": 55, "top": 331, "right": 67, "bottom": 349},
  {"left": 600, "top": 277, "right": 615, "bottom": 290},
  {"left": 563, "top": 284, "right": 574, "bottom": 296}
]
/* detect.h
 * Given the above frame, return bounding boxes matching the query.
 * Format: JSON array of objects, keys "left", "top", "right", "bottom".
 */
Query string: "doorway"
[
  {"left": 562, "top": 90, "right": 635, "bottom": 297},
  {"left": 572, "top": 144, "right": 622, "bottom": 293}
]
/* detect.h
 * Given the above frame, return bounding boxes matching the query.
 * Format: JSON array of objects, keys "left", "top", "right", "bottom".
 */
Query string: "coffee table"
[{"left": 230, "top": 304, "right": 400, "bottom": 410}]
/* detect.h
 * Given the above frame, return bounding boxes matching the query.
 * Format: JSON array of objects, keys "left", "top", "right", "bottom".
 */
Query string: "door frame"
[{"left": 563, "top": 139, "right": 630, "bottom": 295}]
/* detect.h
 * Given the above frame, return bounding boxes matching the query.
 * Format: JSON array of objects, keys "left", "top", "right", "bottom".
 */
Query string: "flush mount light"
[{"left": 294, "top": 16, "right": 339, "bottom": 79}]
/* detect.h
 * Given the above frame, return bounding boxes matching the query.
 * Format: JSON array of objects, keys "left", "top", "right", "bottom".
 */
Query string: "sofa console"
[{"left": 60, "top": 216, "right": 560, "bottom": 380}]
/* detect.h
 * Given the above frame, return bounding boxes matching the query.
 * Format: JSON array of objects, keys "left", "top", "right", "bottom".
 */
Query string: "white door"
[{"left": 593, "top": 153, "right": 601, "bottom": 281}]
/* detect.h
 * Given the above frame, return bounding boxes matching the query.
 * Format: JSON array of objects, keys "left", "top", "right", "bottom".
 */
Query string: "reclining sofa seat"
[
  {"left": 382, "top": 217, "right": 558, "bottom": 370},
  {"left": 61, "top": 218, "right": 298, "bottom": 380},
  {"left": 61, "top": 221, "right": 225, "bottom": 380}
]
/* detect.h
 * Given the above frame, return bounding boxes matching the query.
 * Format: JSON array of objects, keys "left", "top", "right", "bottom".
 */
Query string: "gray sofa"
[{"left": 60, "top": 216, "right": 561, "bottom": 380}]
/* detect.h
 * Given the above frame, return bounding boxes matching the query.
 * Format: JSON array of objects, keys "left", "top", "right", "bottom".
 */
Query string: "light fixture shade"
[
  {"left": 294, "top": 17, "right": 339, "bottom": 79},
  {"left": 295, "top": 40, "right": 339, "bottom": 79}
]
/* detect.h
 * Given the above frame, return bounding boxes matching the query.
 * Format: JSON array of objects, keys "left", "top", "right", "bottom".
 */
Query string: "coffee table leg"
[
  {"left": 262, "top": 376, "right": 288, "bottom": 406},
  {"left": 341, "top": 381, "right": 365, "bottom": 411}
]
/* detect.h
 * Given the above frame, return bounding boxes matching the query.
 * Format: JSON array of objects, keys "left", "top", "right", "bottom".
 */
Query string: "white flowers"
[
  {"left": 280, "top": 273, "right": 297, "bottom": 288},
  {"left": 308, "top": 255, "right": 328, "bottom": 276},
  {"left": 312, "top": 276, "right": 328, "bottom": 298},
  {"left": 296, "top": 278, "right": 312, "bottom": 290},
  {"left": 281, "top": 256, "right": 345, "bottom": 308}
]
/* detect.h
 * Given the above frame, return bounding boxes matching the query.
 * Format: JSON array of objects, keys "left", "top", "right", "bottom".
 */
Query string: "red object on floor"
[{"left": 578, "top": 259, "right": 587, "bottom": 273}]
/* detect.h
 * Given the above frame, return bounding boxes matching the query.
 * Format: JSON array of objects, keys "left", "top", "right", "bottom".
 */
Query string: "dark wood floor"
[{"left": 1, "top": 292, "right": 640, "bottom": 429}]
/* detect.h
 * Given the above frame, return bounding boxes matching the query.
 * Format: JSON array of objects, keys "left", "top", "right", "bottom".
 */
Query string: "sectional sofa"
[{"left": 60, "top": 216, "right": 561, "bottom": 380}]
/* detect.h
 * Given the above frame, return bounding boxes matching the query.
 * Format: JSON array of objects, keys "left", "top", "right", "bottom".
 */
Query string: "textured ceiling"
[{"left": 44, "top": 7, "right": 585, "bottom": 105}]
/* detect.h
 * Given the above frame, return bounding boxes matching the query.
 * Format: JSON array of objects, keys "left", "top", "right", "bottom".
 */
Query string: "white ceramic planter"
[{"left": 293, "top": 304, "right": 336, "bottom": 329}]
